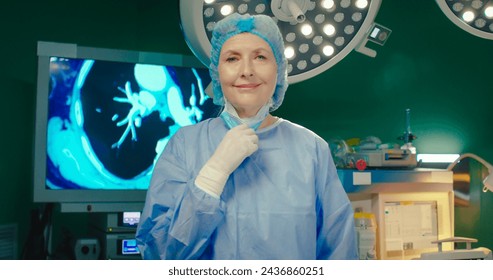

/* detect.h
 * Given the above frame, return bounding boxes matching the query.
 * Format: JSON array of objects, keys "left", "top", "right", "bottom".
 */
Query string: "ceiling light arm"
[
  {"left": 271, "top": 0, "right": 307, "bottom": 24},
  {"left": 447, "top": 153, "right": 493, "bottom": 192},
  {"left": 355, "top": 22, "right": 392, "bottom": 58},
  {"left": 355, "top": 25, "right": 377, "bottom": 58}
]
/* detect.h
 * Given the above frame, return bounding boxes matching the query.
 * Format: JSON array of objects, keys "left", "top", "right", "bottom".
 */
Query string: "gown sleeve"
[
  {"left": 135, "top": 128, "right": 225, "bottom": 259},
  {"left": 315, "top": 138, "right": 359, "bottom": 260}
]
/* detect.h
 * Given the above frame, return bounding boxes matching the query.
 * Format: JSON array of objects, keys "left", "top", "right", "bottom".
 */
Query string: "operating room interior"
[{"left": 1, "top": 0, "right": 492, "bottom": 260}]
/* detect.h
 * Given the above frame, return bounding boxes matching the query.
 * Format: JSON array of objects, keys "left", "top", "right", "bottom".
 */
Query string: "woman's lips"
[{"left": 234, "top": 83, "right": 260, "bottom": 89}]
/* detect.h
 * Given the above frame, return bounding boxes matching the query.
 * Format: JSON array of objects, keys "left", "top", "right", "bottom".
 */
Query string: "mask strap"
[{"left": 220, "top": 99, "right": 272, "bottom": 130}]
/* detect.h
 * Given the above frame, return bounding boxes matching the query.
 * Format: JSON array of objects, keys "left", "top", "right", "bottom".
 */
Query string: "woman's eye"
[
  {"left": 225, "top": 56, "right": 238, "bottom": 62},
  {"left": 256, "top": 55, "right": 266, "bottom": 60}
]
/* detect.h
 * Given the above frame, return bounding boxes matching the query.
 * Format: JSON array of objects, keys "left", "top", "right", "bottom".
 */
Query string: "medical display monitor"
[{"left": 33, "top": 42, "right": 220, "bottom": 212}]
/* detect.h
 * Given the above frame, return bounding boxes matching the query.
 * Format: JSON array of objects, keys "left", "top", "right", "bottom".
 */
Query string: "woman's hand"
[{"left": 195, "top": 124, "right": 258, "bottom": 198}]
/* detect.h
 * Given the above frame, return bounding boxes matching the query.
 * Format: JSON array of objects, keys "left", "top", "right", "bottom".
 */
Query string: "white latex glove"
[{"left": 195, "top": 124, "right": 258, "bottom": 198}]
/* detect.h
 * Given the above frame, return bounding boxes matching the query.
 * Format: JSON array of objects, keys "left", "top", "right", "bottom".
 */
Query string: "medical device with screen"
[{"left": 33, "top": 41, "right": 221, "bottom": 212}]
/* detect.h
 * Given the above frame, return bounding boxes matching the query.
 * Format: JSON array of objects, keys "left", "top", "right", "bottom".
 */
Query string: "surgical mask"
[{"left": 220, "top": 99, "right": 272, "bottom": 130}]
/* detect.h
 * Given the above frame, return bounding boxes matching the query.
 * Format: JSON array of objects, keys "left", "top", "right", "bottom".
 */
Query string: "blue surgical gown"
[{"left": 135, "top": 117, "right": 358, "bottom": 260}]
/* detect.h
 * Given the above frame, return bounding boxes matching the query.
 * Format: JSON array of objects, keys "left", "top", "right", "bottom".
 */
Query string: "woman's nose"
[{"left": 240, "top": 60, "right": 254, "bottom": 77}]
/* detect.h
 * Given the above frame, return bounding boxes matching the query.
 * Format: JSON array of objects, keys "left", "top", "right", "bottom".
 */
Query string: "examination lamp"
[
  {"left": 436, "top": 0, "right": 493, "bottom": 40},
  {"left": 179, "top": 0, "right": 388, "bottom": 84},
  {"left": 447, "top": 153, "right": 493, "bottom": 193}
]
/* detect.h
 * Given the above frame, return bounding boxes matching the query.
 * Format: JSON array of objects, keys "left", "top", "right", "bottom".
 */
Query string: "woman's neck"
[{"left": 257, "top": 114, "right": 277, "bottom": 129}]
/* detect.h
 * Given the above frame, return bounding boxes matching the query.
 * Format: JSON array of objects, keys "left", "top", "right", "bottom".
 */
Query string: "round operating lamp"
[
  {"left": 436, "top": 0, "right": 493, "bottom": 40},
  {"left": 179, "top": 0, "right": 383, "bottom": 84}
]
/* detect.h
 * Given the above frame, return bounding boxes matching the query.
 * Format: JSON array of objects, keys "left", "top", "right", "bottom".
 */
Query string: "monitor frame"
[{"left": 33, "top": 41, "right": 212, "bottom": 213}]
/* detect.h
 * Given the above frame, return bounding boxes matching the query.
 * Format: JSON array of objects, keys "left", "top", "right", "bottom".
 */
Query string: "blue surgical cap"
[{"left": 209, "top": 13, "right": 288, "bottom": 112}]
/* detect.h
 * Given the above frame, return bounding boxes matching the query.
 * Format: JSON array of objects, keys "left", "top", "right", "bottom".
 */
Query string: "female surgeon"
[{"left": 135, "top": 13, "right": 358, "bottom": 260}]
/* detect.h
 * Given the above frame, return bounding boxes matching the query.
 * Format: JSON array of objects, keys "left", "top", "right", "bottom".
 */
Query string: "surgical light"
[
  {"left": 355, "top": 0, "right": 368, "bottom": 9},
  {"left": 301, "top": 24, "right": 313, "bottom": 36},
  {"left": 323, "top": 45, "right": 335, "bottom": 56},
  {"left": 462, "top": 10, "right": 475, "bottom": 22},
  {"left": 323, "top": 24, "right": 336, "bottom": 36},
  {"left": 285, "top": 46, "right": 295, "bottom": 58},
  {"left": 436, "top": 0, "right": 493, "bottom": 40},
  {"left": 447, "top": 153, "right": 493, "bottom": 193},
  {"left": 179, "top": 0, "right": 387, "bottom": 84},
  {"left": 321, "top": 0, "right": 335, "bottom": 10},
  {"left": 220, "top": 4, "right": 234, "bottom": 15},
  {"left": 485, "top": 6, "right": 493, "bottom": 18}
]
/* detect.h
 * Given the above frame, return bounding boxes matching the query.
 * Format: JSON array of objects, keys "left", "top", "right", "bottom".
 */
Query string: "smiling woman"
[
  {"left": 218, "top": 33, "right": 278, "bottom": 120},
  {"left": 135, "top": 13, "right": 359, "bottom": 260}
]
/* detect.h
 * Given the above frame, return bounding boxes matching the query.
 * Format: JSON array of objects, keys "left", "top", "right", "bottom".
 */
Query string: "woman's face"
[{"left": 218, "top": 33, "right": 278, "bottom": 118}]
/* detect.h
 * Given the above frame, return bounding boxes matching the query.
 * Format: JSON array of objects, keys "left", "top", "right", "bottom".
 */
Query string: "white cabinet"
[{"left": 338, "top": 168, "right": 454, "bottom": 260}]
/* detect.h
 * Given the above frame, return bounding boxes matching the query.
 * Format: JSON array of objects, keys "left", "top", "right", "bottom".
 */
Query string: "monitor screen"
[
  {"left": 33, "top": 42, "right": 221, "bottom": 212},
  {"left": 120, "top": 239, "right": 140, "bottom": 255}
]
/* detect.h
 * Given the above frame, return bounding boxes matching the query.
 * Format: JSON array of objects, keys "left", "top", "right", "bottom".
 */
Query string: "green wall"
[{"left": 1, "top": 0, "right": 492, "bottom": 258}]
